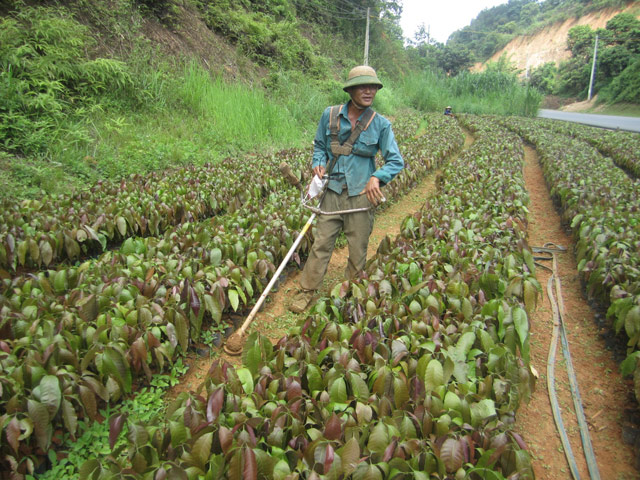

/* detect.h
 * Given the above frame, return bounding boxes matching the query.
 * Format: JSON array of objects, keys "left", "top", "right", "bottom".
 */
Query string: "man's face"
[{"left": 348, "top": 84, "right": 379, "bottom": 108}]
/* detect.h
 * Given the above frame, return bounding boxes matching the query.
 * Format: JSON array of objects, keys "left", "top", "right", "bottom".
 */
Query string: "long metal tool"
[{"left": 223, "top": 209, "right": 318, "bottom": 354}]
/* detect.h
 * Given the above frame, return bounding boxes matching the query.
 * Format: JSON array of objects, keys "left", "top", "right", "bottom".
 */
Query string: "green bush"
[
  {"left": 0, "top": 6, "right": 138, "bottom": 155},
  {"left": 599, "top": 57, "right": 640, "bottom": 103}
]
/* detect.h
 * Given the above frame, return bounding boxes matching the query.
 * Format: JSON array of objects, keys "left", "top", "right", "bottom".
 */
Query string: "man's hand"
[
  {"left": 362, "top": 176, "right": 384, "bottom": 205},
  {"left": 313, "top": 165, "right": 326, "bottom": 178}
]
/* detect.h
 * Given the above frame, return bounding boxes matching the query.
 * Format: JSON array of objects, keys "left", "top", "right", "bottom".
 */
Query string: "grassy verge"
[{"left": 398, "top": 69, "right": 543, "bottom": 117}]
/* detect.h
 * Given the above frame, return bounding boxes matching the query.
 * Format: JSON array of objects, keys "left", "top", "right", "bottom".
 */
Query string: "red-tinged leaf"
[
  {"left": 0, "top": 341, "right": 10, "bottom": 353},
  {"left": 154, "top": 467, "right": 167, "bottom": 480},
  {"left": 383, "top": 438, "right": 397, "bottom": 462},
  {"left": 324, "top": 414, "right": 342, "bottom": 441},
  {"left": 243, "top": 446, "right": 257, "bottom": 480},
  {"left": 130, "top": 337, "right": 148, "bottom": 370},
  {"left": 440, "top": 437, "right": 464, "bottom": 473},
  {"left": 323, "top": 443, "right": 335, "bottom": 474},
  {"left": 145, "top": 266, "right": 155, "bottom": 282},
  {"left": 219, "top": 426, "right": 233, "bottom": 454},
  {"left": 27, "top": 399, "right": 52, "bottom": 450},
  {"left": 206, "top": 388, "right": 224, "bottom": 423},
  {"left": 6, "top": 233, "right": 15, "bottom": 253},
  {"left": 62, "top": 398, "right": 78, "bottom": 438},
  {"left": 181, "top": 279, "right": 190, "bottom": 306},
  {"left": 190, "top": 287, "right": 201, "bottom": 317},
  {"left": 339, "top": 280, "right": 349, "bottom": 298},
  {"left": 166, "top": 323, "right": 178, "bottom": 348},
  {"left": 79, "top": 385, "right": 98, "bottom": 419},
  {"left": 109, "top": 413, "right": 127, "bottom": 449},
  {"left": 286, "top": 379, "right": 302, "bottom": 401},
  {"left": 6, "top": 417, "right": 20, "bottom": 453},
  {"left": 511, "top": 431, "right": 528, "bottom": 450}
]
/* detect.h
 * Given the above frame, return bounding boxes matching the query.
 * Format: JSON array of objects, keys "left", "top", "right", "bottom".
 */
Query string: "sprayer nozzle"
[{"left": 279, "top": 162, "right": 301, "bottom": 189}]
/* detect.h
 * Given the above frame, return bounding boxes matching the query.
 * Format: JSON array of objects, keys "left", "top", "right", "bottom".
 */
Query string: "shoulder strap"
[{"left": 330, "top": 106, "right": 377, "bottom": 157}]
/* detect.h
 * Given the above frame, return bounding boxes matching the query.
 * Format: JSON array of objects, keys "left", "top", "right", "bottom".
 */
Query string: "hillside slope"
[{"left": 472, "top": 4, "right": 639, "bottom": 75}]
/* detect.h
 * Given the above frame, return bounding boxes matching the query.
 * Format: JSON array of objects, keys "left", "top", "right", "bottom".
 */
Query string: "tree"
[
  {"left": 529, "top": 62, "right": 557, "bottom": 94},
  {"left": 566, "top": 24, "right": 595, "bottom": 60},
  {"left": 437, "top": 44, "right": 474, "bottom": 76}
]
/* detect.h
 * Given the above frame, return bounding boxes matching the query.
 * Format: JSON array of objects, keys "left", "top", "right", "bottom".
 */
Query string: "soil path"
[{"left": 169, "top": 132, "right": 639, "bottom": 479}]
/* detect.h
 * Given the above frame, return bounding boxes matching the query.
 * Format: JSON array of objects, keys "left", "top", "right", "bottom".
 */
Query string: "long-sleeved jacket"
[{"left": 312, "top": 102, "right": 404, "bottom": 196}]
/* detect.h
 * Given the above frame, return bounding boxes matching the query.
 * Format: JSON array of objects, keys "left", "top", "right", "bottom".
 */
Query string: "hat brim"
[{"left": 343, "top": 75, "right": 383, "bottom": 92}]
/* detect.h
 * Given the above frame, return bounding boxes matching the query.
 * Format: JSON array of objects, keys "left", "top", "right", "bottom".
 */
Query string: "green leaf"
[
  {"left": 621, "top": 351, "right": 640, "bottom": 377},
  {"left": 61, "top": 398, "right": 78, "bottom": 438},
  {"left": 175, "top": 312, "right": 189, "bottom": 352},
  {"left": 393, "top": 376, "right": 409, "bottom": 407},
  {"left": 424, "top": 359, "right": 444, "bottom": 392},
  {"left": 102, "top": 347, "right": 132, "bottom": 393},
  {"left": 470, "top": 398, "right": 496, "bottom": 427},
  {"left": 204, "top": 294, "right": 222, "bottom": 323},
  {"left": 349, "top": 373, "right": 370, "bottom": 401},
  {"left": 306, "top": 364, "right": 324, "bottom": 392},
  {"left": 367, "top": 423, "right": 388, "bottom": 453},
  {"left": 237, "top": 368, "right": 254, "bottom": 394},
  {"left": 329, "top": 377, "right": 348, "bottom": 403},
  {"left": 338, "top": 437, "right": 360, "bottom": 476},
  {"left": 191, "top": 432, "right": 213, "bottom": 471},
  {"left": 116, "top": 216, "right": 127, "bottom": 236},
  {"left": 229, "top": 289, "right": 240, "bottom": 311},
  {"left": 38, "top": 375, "right": 62, "bottom": 417},
  {"left": 170, "top": 420, "right": 188, "bottom": 448},
  {"left": 512, "top": 306, "right": 529, "bottom": 346},
  {"left": 210, "top": 248, "right": 222, "bottom": 266}
]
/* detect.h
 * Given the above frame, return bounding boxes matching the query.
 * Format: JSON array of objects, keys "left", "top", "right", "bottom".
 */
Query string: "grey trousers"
[{"left": 299, "top": 189, "right": 374, "bottom": 291}]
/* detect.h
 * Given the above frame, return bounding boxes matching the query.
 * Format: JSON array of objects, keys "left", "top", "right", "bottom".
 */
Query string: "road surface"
[{"left": 538, "top": 109, "right": 640, "bottom": 133}]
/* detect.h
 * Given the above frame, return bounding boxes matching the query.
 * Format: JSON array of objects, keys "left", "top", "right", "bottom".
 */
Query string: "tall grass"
[
  {"left": 399, "top": 69, "right": 542, "bottom": 117},
  {"left": 178, "top": 61, "right": 305, "bottom": 151}
]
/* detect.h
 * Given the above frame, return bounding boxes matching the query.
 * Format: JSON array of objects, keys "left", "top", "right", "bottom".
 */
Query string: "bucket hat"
[{"left": 343, "top": 65, "right": 383, "bottom": 92}]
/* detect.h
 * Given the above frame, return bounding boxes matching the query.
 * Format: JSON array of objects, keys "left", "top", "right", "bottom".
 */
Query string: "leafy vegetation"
[
  {"left": 501, "top": 116, "right": 640, "bottom": 406},
  {"left": 554, "top": 12, "right": 640, "bottom": 101},
  {"left": 0, "top": 113, "right": 465, "bottom": 476}
]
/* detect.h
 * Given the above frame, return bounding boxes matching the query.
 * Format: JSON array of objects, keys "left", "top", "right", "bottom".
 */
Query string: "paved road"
[{"left": 537, "top": 109, "right": 640, "bottom": 133}]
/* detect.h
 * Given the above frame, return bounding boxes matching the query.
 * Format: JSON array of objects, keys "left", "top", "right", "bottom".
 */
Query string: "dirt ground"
[{"left": 170, "top": 132, "right": 639, "bottom": 478}]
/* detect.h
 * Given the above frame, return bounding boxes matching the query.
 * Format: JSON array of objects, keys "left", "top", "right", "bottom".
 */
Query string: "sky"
[{"left": 399, "top": 0, "right": 508, "bottom": 44}]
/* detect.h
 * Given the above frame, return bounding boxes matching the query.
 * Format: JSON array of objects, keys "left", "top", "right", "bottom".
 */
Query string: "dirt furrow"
[{"left": 516, "top": 144, "right": 637, "bottom": 479}]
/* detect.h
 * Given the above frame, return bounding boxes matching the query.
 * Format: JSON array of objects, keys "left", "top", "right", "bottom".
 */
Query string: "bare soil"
[
  {"left": 471, "top": 4, "right": 639, "bottom": 75},
  {"left": 168, "top": 132, "right": 639, "bottom": 479}
]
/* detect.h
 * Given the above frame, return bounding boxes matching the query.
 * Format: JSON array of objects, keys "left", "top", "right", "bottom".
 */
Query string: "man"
[
  {"left": 289, "top": 65, "right": 404, "bottom": 313},
  {"left": 444, "top": 106, "right": 453, "bottom": 115}
]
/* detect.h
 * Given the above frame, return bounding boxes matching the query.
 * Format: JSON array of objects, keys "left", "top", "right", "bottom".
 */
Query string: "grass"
[{"left": 398, "top": 69, "right": 543, "bottom": 117}]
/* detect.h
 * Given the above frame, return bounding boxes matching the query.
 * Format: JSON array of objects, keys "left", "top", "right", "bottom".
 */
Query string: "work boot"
[{"left": 289, "top": 290, "right": 315, "bottom": 313}]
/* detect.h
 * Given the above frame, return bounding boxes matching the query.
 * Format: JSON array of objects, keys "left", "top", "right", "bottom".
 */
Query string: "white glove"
[{"left": 306, "top": 175, "right": 325, "bottom": 199}]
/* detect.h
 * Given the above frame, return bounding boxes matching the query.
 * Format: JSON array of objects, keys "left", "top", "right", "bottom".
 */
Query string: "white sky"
[{"left": 399, "top": 0, "right": 508, "bottom": 44}]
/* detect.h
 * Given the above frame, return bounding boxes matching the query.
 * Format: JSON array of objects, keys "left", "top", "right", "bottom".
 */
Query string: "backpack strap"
[{"left": 329, "top": 105, "right": 377, "bottom": 158}]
